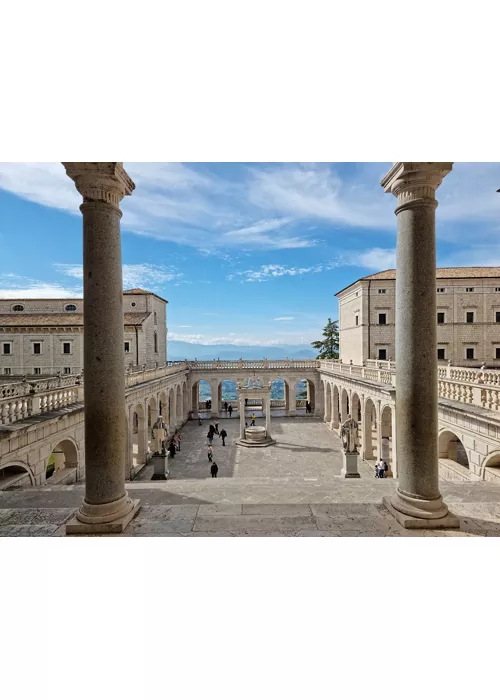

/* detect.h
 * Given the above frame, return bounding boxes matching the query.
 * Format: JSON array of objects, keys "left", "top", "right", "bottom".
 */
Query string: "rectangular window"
[
  {"left": 378, "top": 289, "right": 386, "bottom": 294},
  {"left": 466, "top": 348, "right": 475, "bottom": 360},
  {"left": 496, "top": 348, "right": 500, "bottom": 360},
  {"left": 496, "top": 287, "right": 500, "bottom": 292},
  {"left": 466, "top": 287, "right": 474, "bottom": 292},
  {"left": 466, "top": 312, "right": 474, "bottom": 323},
  {"left": 437, "top": 348, "right": 445, "bottom": 360},
  {"left": 63, "top": 367, "right": 71, "bottom": 374},
  {"left": 2, "top": 342, "right": 11, "bottom": 355},
  {"left": 355, "top": 315, "right": 359, "bottom": 326},
  {"left": 378, "top": 313, "right": 387, "bottom": 325},
  {"left": 34, "top": 367, "right": 41, "bottom": 375},
  {"left": 4, "top": 367, "right": 11, "bottom": 375},
  {"left": 63, "top": 342, "right": 71, "bottom": 354},
  {"left": 437, "top": 288, "right": 446, "bottom": 293},
  {"left": 124, "top": 341, "right": 130, "bottom": 353},
  {"left": 437, "top": 312, "right": 445, "bottom": 324},
  {"left": 33, "top": 342, "right": 41, "bottom": 354},
  {"left": 496, "top": 311, "right": 500, "bottom": 323},
  {"left": 378, "top": 349, "right": 387, "bottom": 360},
  {"left": 154, "top": 312, "right": 157, "bottom": 325}
]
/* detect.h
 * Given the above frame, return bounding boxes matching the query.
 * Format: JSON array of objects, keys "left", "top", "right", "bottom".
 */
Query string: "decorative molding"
[
  {"left": 62, "top": 162, "right": 135, "bottom": 209},
  {"left": 380, "top": 162, "right": 453, "bottom": 210}
]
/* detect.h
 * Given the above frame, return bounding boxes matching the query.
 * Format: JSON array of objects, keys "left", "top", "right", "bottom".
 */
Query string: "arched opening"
[
  {"left": 197, "top": 379, "right": 212, "bottom": 413},
  {"left": 269, "top": 377, "right": 289, "bottom": 413},
  {"left": 341, "top": 388, "right": 349, "bottom": 423},
  {"left": 483, "top": 452, "right": 500, "bottom": 482},
  {"left": 147, "top": 396, "right": 157, "bottom": 453},
  {"left": 132, "top": 403, "right": 146, "bottom": 468},
  {"left": 0, "top": 463, "right": 34, "bottom": 490},
  {"left": 380, "top": 405, "right": 393, "bottom": 473},
  {"left": 176, "top": 385, "right": 183, "bottom": 425},
  {"left": 332, "top": 385, "right": 340, "bottom": 429},
  {"left": 46, "top": 438, "right": 78, "bottom": 482},
  {"left": 363, "top": 397, "right": 377, "bottom": 460},
  {"left": 294, "top": 378, "right": 315, "bottom": 414},
  {"left": 168, "top": 387, "right": 176, "bottom": 431},
  {"left": 159, "top": 391, "right": 168, "bottom": 420},
  {"left": 438, "top": 430, "right": 469, "bottom": 469},
  {"left": 324, "top": 381, "right": 332, "bottom": 423}
]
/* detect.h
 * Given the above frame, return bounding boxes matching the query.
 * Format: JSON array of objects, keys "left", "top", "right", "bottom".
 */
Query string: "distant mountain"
[{"left": 167, "top": 340, "right": 317, "bottom": 361}]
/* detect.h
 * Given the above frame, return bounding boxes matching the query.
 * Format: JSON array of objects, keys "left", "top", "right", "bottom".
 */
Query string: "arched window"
[
  {"left": 65, "top": 304, "right": 77, "bottom": 312},
  {"left": 154, "top": 331, "right": 158, "bottom": 353},
  {"left": 12, "top": 304, "right": 24, "bottom": 312}
]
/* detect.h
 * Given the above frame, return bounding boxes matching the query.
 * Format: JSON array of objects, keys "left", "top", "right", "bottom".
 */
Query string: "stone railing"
[
  {"left": 319, "top": 360, "right": 395, "bottom": 386},
  {"left": 0, "top": 377, "right": 83, "bottom": 426},
  {"left": 125, "top": 362, "right": 188, "bottom": 389},
  {"left": 187, "top": 359, "right": 320, "bottom": 371}
]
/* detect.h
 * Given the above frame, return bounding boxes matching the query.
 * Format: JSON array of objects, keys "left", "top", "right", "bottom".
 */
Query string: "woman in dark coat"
[{"left": 168, "top": 440, "right": 176, "bottom": 458}]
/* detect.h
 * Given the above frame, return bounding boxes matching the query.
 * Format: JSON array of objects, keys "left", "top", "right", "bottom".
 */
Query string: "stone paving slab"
[
  {"left": 193, "top": 514, "right": 319, "bottom": 532},
  {"left": 241, "top": 504, "right": 312, "bottom": 516}
]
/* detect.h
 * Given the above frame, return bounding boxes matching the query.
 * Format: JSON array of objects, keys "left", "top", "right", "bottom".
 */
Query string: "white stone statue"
[
  {"left": 152, "top": 415, "right": 167, "bottom": 455},
  {"left": 340, "top": 415, "right": 358, "bottom": 454}
]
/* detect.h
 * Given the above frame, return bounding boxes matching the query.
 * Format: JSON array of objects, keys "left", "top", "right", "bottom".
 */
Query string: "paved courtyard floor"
[{"left": 2, "top": 416, "right": 500, "bottom": 536}]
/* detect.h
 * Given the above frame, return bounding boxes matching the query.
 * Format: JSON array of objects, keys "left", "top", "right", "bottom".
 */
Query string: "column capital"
[
  {"left": 62, "top": 162, "right": 135, "bottom": 209},
  {"left": 381, "top": 162, "right": 453, "bottom": 210}
]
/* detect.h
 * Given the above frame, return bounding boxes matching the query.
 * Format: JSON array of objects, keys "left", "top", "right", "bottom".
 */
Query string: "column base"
[
  {"left": 66, "top": 494, "right": 141, "bottom": 535},
  {"left": 383, "top": 494, "right": 460, "bottom": 530},
  {"left": 287, "top": 410, "right": 297, "bottom": 417}
]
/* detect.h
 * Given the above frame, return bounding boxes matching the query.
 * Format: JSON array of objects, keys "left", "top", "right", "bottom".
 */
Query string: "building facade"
[
  {"left": 337, "top": 267, "right": 500, "bottom": 366},
  {"left": 0, "top": 288, "right": 167, "bottom": 377}
]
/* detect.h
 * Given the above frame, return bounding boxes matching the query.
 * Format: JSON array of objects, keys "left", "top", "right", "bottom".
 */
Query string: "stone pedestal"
[
  {"left": 340, "top": 452, "right": 360, "bottom": 478},
  {"left": 236, "top": 426, "right": 276, "bottom": 448},
  {"left": 381, "top": 161, "right": 458, "bottom": 529},
  {"left": 151, "top": 454, "right": 169, "bottom": 480}
]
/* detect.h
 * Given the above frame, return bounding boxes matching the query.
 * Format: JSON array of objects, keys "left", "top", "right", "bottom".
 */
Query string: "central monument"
[{"left": 235, "top": 378, "right": 276, "bottom": 448}]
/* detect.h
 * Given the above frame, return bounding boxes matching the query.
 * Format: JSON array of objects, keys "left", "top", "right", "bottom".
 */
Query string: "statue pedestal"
[
  {"left": 341, "top": 451, "right": 360, "bottom": 478},
  {"left": 151, "top": 454, "right": 169, "bottom": 480}
]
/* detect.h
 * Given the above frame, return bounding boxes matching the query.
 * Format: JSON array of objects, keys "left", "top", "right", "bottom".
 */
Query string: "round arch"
[
  {"left": 158, "top": 390, "right": 168, "bottom": 419},
  {"left": 341, "top": 388, "right": 349, "bottom": 422},
  {"left": 438, "top": 429, "right": 469, "bottom": 468},
  {"left": 46, "top": 437, "right": 79, "bottom": 481},
  {"left": 295, "top": 377, "right": 315, "bottom": 414},
  {"left": 0, "top": 461, "right": 35, "bottom": 489},
  {"left": 132, "top": 403, "right": 146, "bottom": 468},
  {"left": 332, "top": 384, "right": 340, "bottom": 429},
  {"left": 363, "top": 397, "right": 377, "bottom": 460},
  {"left": 324, "top": 381, "right": 332, "bottom": 423},
  {"left": 176, "top": 384, "right": 183, "bottom": 424},
  {"left": 168, "top": 387, "right": 176, "bottom": 430},
  {"left": 380, "top": 404, "right": 393, "bottom": 472}
]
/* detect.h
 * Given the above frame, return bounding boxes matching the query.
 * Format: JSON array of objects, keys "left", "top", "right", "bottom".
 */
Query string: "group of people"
[
  {"left": 223, "top": 402, "right": 234, "bottom": 417},
  {"left": 375, "top": 458, "right": 388, "bottom": 478},
  {"left": 166, "top": 432, "right": 182, "bottom": 458},
  {"left": 305, "top": 401, "right": 313, "bottom": 414},
  {"left": 205, "top": 419, "right": 228, "bottom": 478}
]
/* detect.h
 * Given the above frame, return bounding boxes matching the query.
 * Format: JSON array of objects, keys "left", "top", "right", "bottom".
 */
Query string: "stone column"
[
  {"left": 265, "top": 396, "right": 272, "bottom": 438},
  {"left": 210, "top": 379, "right": 219, "bottom": 418},
  {"left": 288, "top": 379, "right": 297, "bottom": 417},
  {"left": 381, "top": 162, "right": 458, "bottom": 528},
  {"left": 239, "top": 397, "right": 246, "bottom": 439},
  {"left": 390, "top": 400, "right": 397, "bottom": 477},
  {"left": 63, "top": 162, "right": 140, "bottom": 534}
]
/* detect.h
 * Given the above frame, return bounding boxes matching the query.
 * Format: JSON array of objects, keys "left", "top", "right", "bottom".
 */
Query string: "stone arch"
[
  {"left": 341, "top": 387, "right": 349, "bottom": 422},
  {"left": 195, "top": 379, "right": 212, "bottom": 413},
  {"left": 332, "top": 384, "right": 340, "bottom": 429},
  {"left": 176, "top": 384, "right": 183, "bottom": 424},
  {"left": 0, "top": 461, "right": 35, "bottom": 489},
  {"left": 269, "top": 377, "right": 290, "bottom": 412},
  {"left": 380, "top": 404, "right": 393, "bottom": 473},
  {"left": 167, "top": 387, "right": 176, "bottom": 431},
  {"left": 158, "top": 390, "right": 168, "bottom": 420},
  {"left": 363, "top": 397, "right": 377, "bottom": 460},
  {"left": 46, "top": 437, "right": 79, "bottom": 481},
  {"left": 183, "top": 381, "right": 189, "bottom": 417},
  {"left": 438, "top": 429, "right": 469, "bottom": 468},
  {"left": 132, "top": 403, "right": 146, "bottom": 468},
  {"left": 324, "top": 381, "right": 332, "bottom": 423},
  {"left": 147, "top": 396, "right": 158, "bottom": 453},
  {"left": 482, "top": 451, "right": 500, "bottom": 482},
  {"left": 351, "top": 392, "right": 362, "bottom": 422},
  {"left": 295, "top": 377, "right": 315, "bottom": 414}
]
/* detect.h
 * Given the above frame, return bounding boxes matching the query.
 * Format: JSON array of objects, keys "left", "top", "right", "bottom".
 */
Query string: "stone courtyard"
[{"left": 2, "top": 415, "right": 500, "bottom": 536}]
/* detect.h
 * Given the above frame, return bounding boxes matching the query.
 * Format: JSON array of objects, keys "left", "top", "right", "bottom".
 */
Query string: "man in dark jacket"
[
  {"left": 210, "top": 462, "right": 219, "bottom": 478},
  {"left": 220, "top": 428, "right": 228, "bottom": 446}
]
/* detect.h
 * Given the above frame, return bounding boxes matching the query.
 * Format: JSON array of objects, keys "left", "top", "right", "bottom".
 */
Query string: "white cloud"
[
  {"left": 274, "top": 316, "right": 295, "bottom": 321},
  {"left": 0, "top": 273, "right": 82, "bottom": 299},
  {"left": 231, "top": 263, "right": 324, "bottom": 283},
  {"left": 55, "top": 263, "right": 183, "bottom": 288},
  {"left": 342, "top": 247, "right": 396, "bottom": 270}
]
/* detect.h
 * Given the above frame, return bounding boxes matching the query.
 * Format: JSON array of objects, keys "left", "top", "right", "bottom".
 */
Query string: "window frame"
[
  {"left": 355, "top": 315, "right": 359, "bottom": 326},
  {"left": 496, "top": 348, "right": 500, "bottom": 360},
  {"left": 466, "top": 347, "right": 475, "bottom": 360},
  {"left": 437, "top": 288, "right": 446, "bottom": 294},
  {"left": 2, "top": 342, "right": 11, "bottom": 355},
  {"left": 495, "top": 311, "right": 500, "bottom": 323},
  {"left": 12, "top": 304, "right": 24, "bottom": 312},
  {"left": 63, "top": 367, "right": 72, "bottom": 375},
  {"left": 378, "top": 313, "right": 387, "bottom": 326},
  {"left": 4, "top": 367, "right": 12, "bottom": 375},
  {"left": 33, "top": 367, "right": 41, "bottom": 375},
  {"left": 62, "top": 341, "right": 72, "bottom": 355},
  {"left": 377, "top": 289, "right": 387, "bottom": 295},
  {"left": 466, "top": 311, "right": 474, "bottom": 324},
  {"left": 32, "top": 342, "right": 42, "bottom": 355},
  {"left": 377, "top": 348, "right": 387, "bottom": 361},
  {"left": 124, "top": 341, "right": 130, "bottom": 353},
  {"left": 65, "top": 303, "right": 77, "bottom": 312},
  {"left": 437, "top": 348, "right": 446, "bottom": 360},
  {"left": 437, "top": 312, "right": 445, "bottom": 324},
  {"left": 465, "top": 287, "right": 475, "bottom": 293}
]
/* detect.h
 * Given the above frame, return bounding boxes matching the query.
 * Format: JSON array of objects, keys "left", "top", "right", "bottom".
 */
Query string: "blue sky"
[{"left": 1, "top": 162, "right": 499, "bottom": 347}]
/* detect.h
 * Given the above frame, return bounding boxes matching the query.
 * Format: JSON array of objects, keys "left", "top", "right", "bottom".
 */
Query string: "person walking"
[
  {"left": 198, "top": 414, "right": 202, "bottom": 426},
  {"left": 168, "top": 440, "right": 176, "bottom": 459},
  {"left": 207, "top": 430, "right": 213, "bottom": 446},
  {"left": 250, "top": 413, "right": 256, "bottom": 426},
  {"left": 224, "top": 401, "right": 228, "bottom": 412},
  {"left": 175, "top": 433, "right": 182, "bottom": 452},
  {"left": 220, "top": 428, "right": 227, "bottom": 446},
  {"left": 207, "top": 445, "right": 213, "bottom": 462},
  {"left": 228, "top": 405, "right": 233, "bottom": 418},
  {"left": 210, "top": 462, "right": 219, "bottom": 478},
  {"left": 377, "top": 458, "right": 385, "bottom": 478},
  {"left": 214, "top": 420, "right": 219, "bottom": 435}
]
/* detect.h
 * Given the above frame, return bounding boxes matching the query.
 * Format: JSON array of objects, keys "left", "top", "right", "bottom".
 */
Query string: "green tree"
[{"left": 312, "top": 318, "right": 339, "bottom": 359}]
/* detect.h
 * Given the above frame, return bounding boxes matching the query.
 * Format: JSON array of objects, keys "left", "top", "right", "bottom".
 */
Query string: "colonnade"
[{"left": 59, "top": 161, "right": 460, "bottom": 533}]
